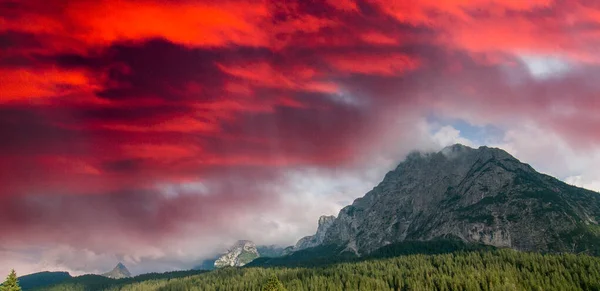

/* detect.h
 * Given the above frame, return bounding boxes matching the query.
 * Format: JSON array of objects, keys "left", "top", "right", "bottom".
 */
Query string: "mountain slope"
[
  {"left": 101, "top": 263, "right": 131, "bottom": 279},
  {"left": 214, "top": 240, "right": 259, "bottom": 268},
  {"left": 33, "top": 270, "right": 208, "bottom": 291},
  {"left": 248, "top": 239, "right": 496, "bottom": 268},
  {"left": 18, "top": 271, "right": 71, "bottom": 290},
  {"left": 300, "top": 144, "right": 600, "bottom": 255}
]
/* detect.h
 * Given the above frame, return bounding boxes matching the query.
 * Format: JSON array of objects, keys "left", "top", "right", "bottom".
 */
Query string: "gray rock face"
[
  {"left": 214, "top": 240, "right": 259, "bottom": 268},
  {"left": 299, "top": 144, "right": 600, "bottom": 255},
  {"left": 101, "top": 262, "right": 131, "bottom": 279},
  {"left": 294, "top": 215, "right": 336, "bottom": 251}
]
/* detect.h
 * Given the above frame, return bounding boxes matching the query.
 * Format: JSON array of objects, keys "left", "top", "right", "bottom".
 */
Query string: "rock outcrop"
[
  {"left": 214, "top": 240, "right": 259, "bottom": 268},
  {"left": 296, "top": 144, "right": 600, "bottom": 255}
]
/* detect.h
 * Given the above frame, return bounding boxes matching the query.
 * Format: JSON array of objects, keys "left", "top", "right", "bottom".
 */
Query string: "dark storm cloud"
[{"left": 53, "top": 39, "right": 272, "bottom": 102}]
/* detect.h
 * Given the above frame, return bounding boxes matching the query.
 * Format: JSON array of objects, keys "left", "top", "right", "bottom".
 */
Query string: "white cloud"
[
  {"left": 519, "top": 54, "right": 571, "bottom": 80},
  {"left": 0, "top": 250, "right": 41, "bottom": 277},
  {"left": 490, "top": 121, "right": 600, "bottom": 192},
  {"left": 564, "top": 175, "right": 600, "bottom": 191},
  {"left": 157, "top": 180, "right": 210, "bottom": 199},
  {"left": 431, "top": 125, "right": 477, "bottom": 148}
]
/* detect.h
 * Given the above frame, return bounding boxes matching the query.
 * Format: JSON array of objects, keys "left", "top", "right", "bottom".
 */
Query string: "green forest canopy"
[{"left": 34, "top": 249, "right": 600, "bottom": 291}]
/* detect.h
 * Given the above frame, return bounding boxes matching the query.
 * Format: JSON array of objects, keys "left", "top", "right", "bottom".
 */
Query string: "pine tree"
[
  {"left": 0, "top": 270, "right": 22, "bottom": 291},
  {"left": 261, "top": 276, "right": 286, "bottom": 291}
]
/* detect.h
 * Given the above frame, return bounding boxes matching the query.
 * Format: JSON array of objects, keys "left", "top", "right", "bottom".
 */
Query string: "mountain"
[
  {"left": 214, "top": 240, "right": 259, "bottom": 268},
  {"left": 295, "top": 144, "right": 600, "bottom": 256},
  {"left": 18, "top": 271, "right": 71, "bottom": 290},
  {"left": 101, "top": 262, "right": 131, "bottom": 279}
]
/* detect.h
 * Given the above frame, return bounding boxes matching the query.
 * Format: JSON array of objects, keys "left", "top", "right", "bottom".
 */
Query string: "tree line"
[{"left": 26, "top": 249, "right": 600, "bottom": 291}]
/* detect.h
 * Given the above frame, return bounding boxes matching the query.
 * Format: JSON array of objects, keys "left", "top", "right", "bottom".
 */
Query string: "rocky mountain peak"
[
  {"left": 214, "top": 240, "right": 259, "bottom": 268},
  {"left": 294, "top": 144, "right": 600, "bottom": 256},
  {"left": 101, "top": 262, "right": 131, "bottom": 279}
]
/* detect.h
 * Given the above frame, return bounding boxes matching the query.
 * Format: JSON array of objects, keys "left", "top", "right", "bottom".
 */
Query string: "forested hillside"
[
  {"left": 18, "top": 272, "right": 71, "bottom": 290},
  {"left": 36, "top": 249, "right": 600, "bottom": 291},
  {"left": 30, "top": 270, "right": 207, "bottom": 291}
]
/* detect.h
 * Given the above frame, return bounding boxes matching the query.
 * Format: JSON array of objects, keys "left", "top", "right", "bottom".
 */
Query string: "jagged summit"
[
  {"left": 293, "top": 144, "right": 600, "bottom": 256},
  {"left": 101, "top": 262, "right": 131, "bottom": 279}
]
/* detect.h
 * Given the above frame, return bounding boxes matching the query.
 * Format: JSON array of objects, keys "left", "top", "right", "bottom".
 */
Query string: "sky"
[{"left": 1, "top": 0, "right": 600, "bottom": 276}]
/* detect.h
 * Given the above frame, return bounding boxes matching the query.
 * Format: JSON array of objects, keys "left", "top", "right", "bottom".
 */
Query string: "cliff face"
[
  {"left": 293, "top": 215, "right": 336, "bottom": 251},
  {"left": 299, "top": 144, "right": 600, "bottom": 255},
  {"left": 214, "top": 240, "right": 259, "bottom": 268}
]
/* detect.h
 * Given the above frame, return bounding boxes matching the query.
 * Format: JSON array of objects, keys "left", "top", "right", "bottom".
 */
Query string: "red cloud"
[
  {"left": 1, "top": 0, "right": 270, "bottom": 48},
  {"left": 326, "top": 53, "right": 420, "bottom": 75},
  {"left": 217, "top": 61, "right": 338, "bottom": 93},
  {"left": 1, "top": 0, "right": 600, "bottom": 273},
  {"left": 0, "top": 68, "right": 95, "bottom": 102}
]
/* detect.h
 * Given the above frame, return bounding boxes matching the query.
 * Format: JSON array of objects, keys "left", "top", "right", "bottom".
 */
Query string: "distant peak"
[
  {"left": 215, "top": 240, "right": 260, "bottom": 268},
  {"left": 102, "top": 262, "right": 131, "bottom": 279}
]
